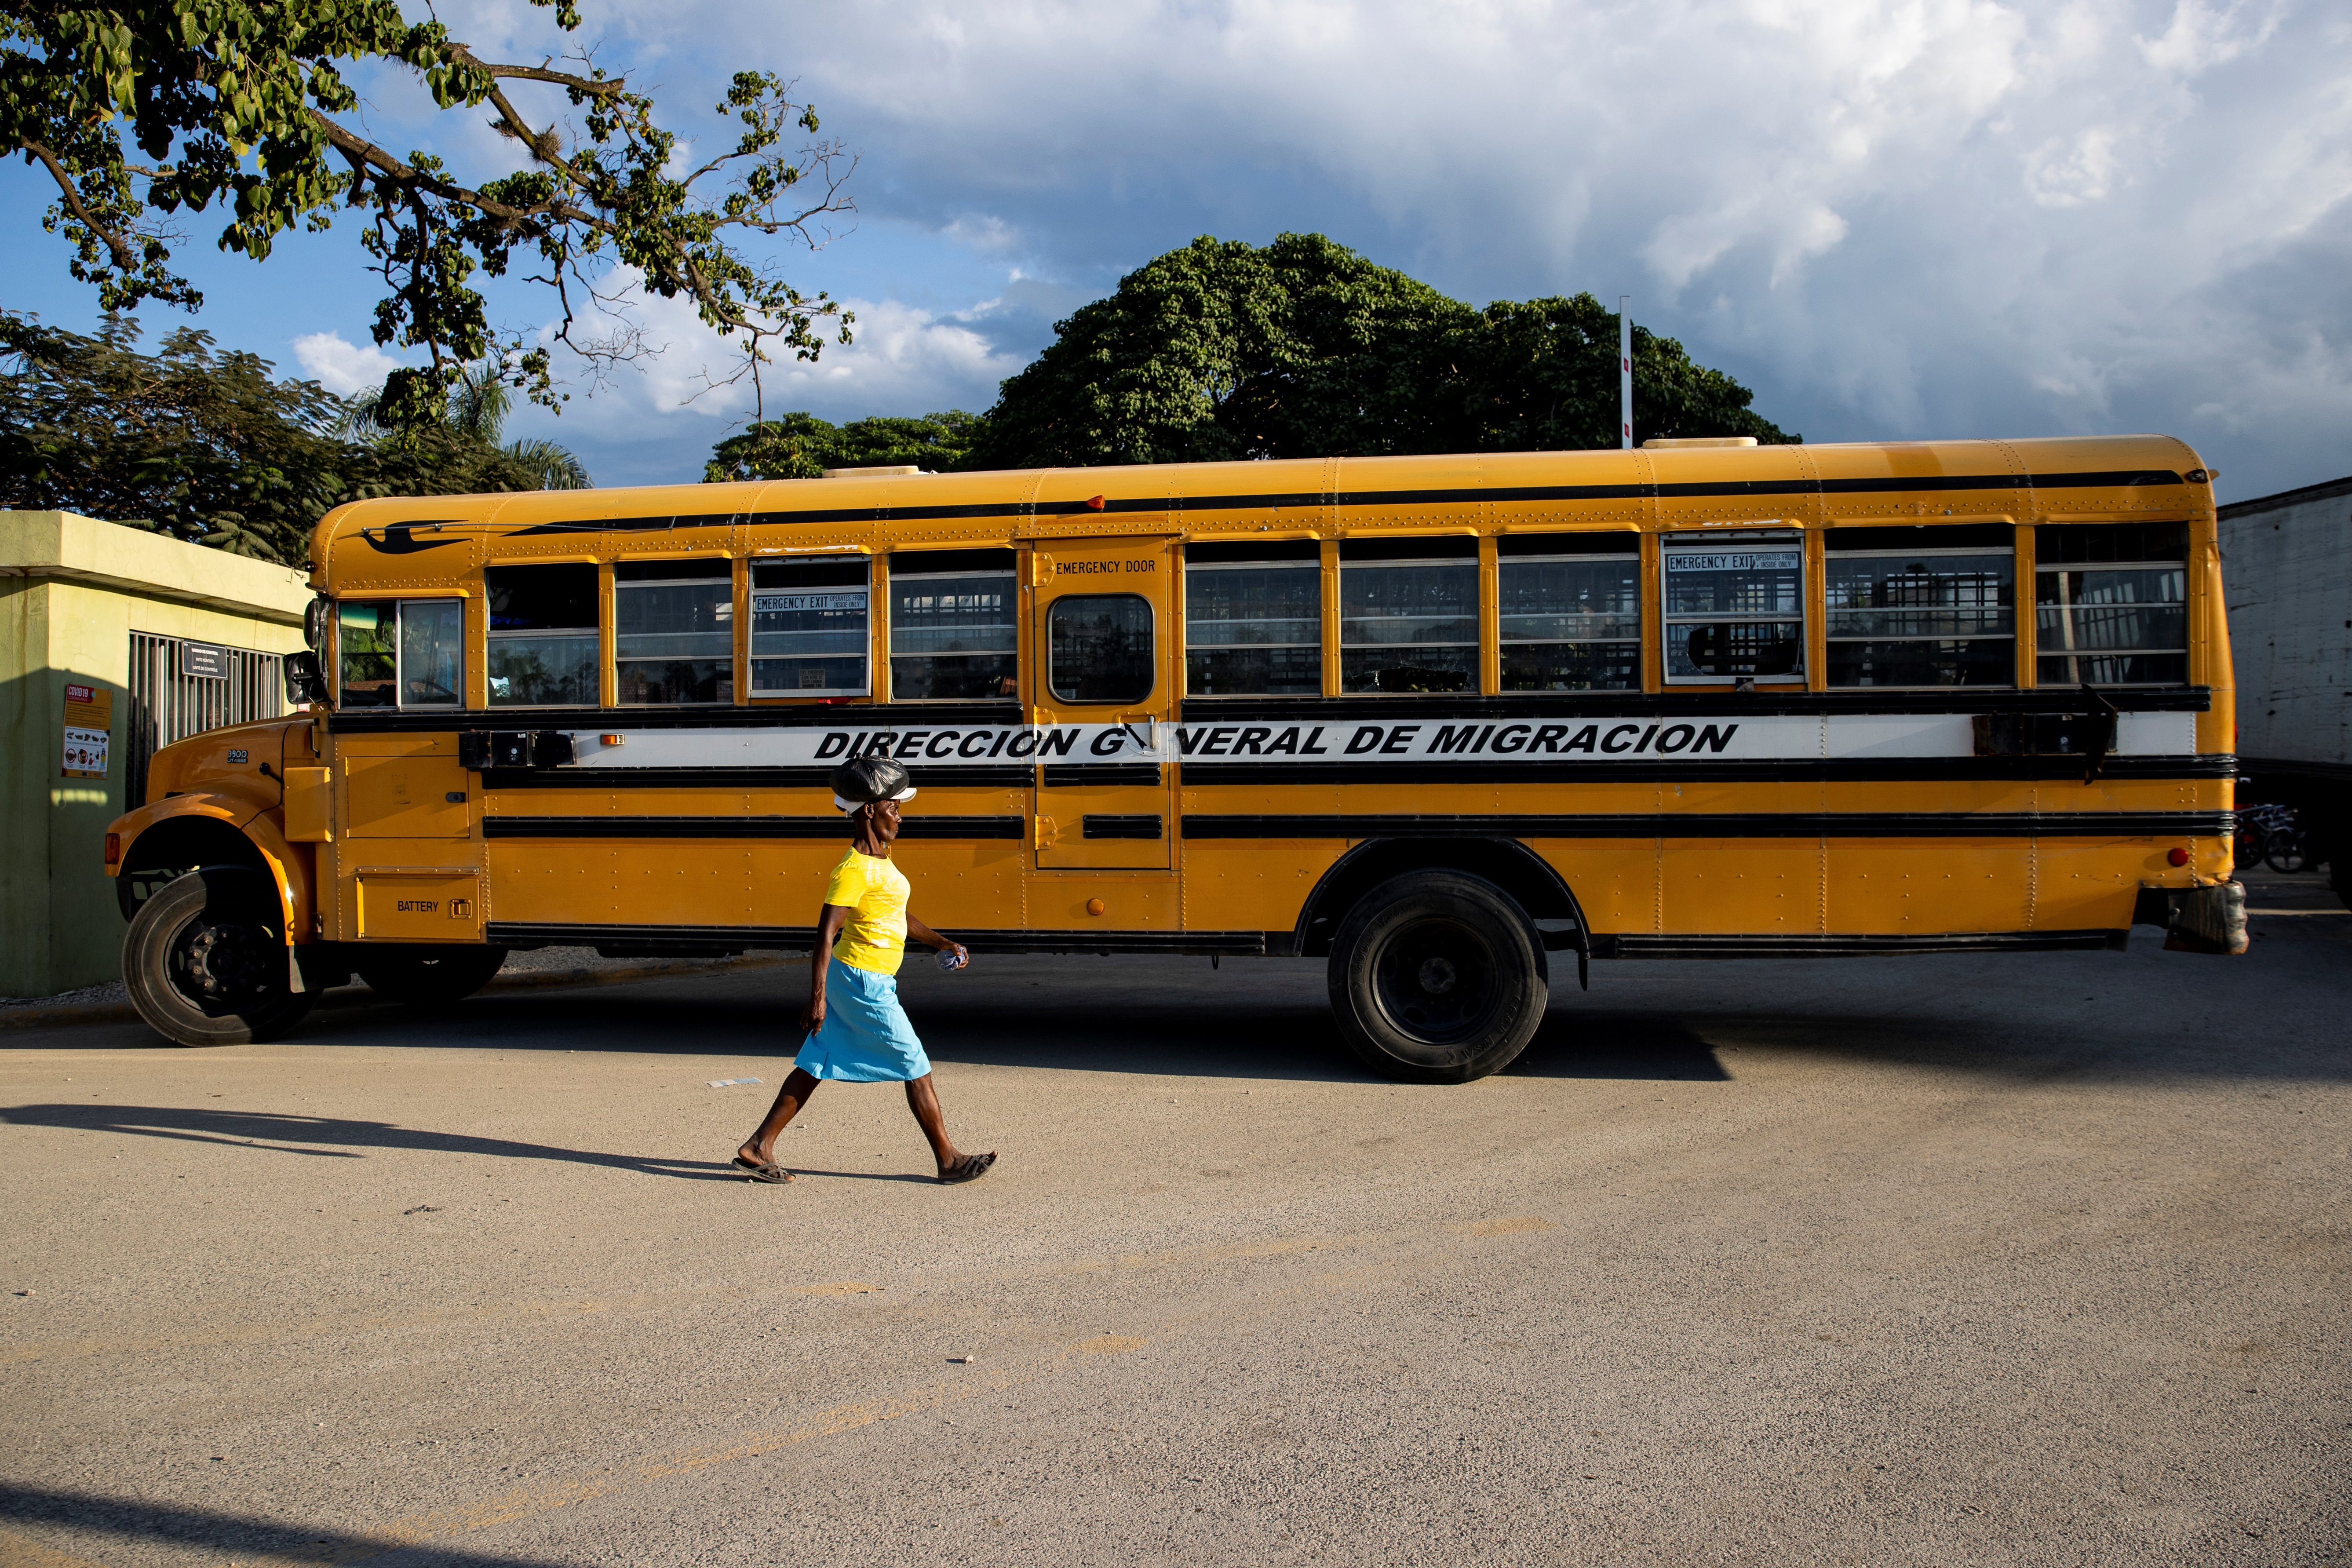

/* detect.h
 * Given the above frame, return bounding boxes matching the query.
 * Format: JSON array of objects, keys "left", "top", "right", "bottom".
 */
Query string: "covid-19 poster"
[{"left": 62, "top": 682, "right": 111, "bottom": 779}]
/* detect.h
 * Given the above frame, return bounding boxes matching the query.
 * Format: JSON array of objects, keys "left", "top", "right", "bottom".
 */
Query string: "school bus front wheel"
[
  {"left": 1327, "top": 871, "right": 1550, "bottom": 1084},
  {"left": 123, "top": 866, "right": 318, "bottom": 1047}
]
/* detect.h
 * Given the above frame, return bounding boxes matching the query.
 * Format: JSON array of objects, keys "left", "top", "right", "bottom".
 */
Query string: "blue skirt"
[{"left": 794, "top": 956, "right": 933, "bottom": 1082}]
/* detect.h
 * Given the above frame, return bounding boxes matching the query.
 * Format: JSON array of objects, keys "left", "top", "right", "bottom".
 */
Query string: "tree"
[
  {"left": 964, "top": 233, "right": 1795, "bottom": 469},
  {"left": 340, "top": 360, "right": 591, "bottom": 489},
  {"left": 2, "top": 0, "right": 855, "bottom": 427},
  {"left": 705, "top": 409, "right": 985, "bottom": 482},
  {"left": 1456, "top": 294, "right": 1792, "bottom": 451},
  {"left": 0, "top": 310, "right": 571, "bottom": 562}
]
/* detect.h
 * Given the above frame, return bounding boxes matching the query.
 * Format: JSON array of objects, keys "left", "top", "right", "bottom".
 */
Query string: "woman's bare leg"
[
  {"left": 904, "top": 1074, "right": 995, "bottom": 1181},
  {"left": 739, "top": 1068, "right": 821, "bottom": 1170}
]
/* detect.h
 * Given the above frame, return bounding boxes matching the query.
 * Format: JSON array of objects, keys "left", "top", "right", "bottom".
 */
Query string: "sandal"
[
  {"left": 937, "top": 1152, "right": 997, "bottom": 1185},
  {"left": 733, "top": 1154, "right": 793, "bottom": 1184}
]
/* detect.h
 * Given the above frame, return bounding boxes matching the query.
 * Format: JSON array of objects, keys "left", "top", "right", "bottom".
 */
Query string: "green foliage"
[
  {"left": 0, "top": 311, "right": 574, "bottom": 563},
  {"left": 340, "top": 358, "right": 592, "bottom": 489},
  {"left": 965, "top": 233, "right": 1795, "bottom": 469},
  {"left": 1456, "top": 295, "right": 1792, "bottom": 451},
  {"left": 705, "top": 409, "right": 986, "bottom": 482},
  {"left": 3, "top": 0, "right": 855, "bottom": 424}
]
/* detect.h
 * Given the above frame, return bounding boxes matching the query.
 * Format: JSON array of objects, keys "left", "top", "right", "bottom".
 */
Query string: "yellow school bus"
[{"left": 103, "top": 434, "right": 2246, "bottom": 1078}]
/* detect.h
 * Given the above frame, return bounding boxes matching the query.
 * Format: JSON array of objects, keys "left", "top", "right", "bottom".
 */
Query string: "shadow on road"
[
  {"left": 241, "top": 965, "right": 1739, "bottom": 1084},
  {"left": 12, "top": 916, "right": 2347, "bottom": 1088},
  {"left": 0, "top": 1480, "right": 572, "bottom": 1568},
  {"left": 1509, "top": 1012, "right": 1732, "bottom": 1080},
  {"left": 0, "top": 1101, "right": 735, "bottom": 1180}
]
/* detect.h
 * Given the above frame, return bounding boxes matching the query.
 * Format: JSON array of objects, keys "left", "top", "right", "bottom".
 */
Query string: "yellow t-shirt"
[{"left": 823, "top": 849, "right": 910, "bottom": 975}]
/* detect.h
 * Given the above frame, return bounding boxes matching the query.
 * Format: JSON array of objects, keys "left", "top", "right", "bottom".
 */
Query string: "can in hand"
[{"left": 937, "top": 947, "right": 968, "bottom": 973}]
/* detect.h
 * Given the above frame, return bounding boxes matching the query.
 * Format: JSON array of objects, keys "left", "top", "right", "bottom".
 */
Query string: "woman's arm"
[
  {"left": 802, "top": 904, "right": 851, "bottom": 1036},
  {"left": 905, "top": 912, "right": 969, "bottom": 968}
]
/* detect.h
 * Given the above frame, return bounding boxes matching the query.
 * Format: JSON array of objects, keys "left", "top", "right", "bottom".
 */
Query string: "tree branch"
[{"left": 19, "top": 139, "right": 139, "bottom": 273}]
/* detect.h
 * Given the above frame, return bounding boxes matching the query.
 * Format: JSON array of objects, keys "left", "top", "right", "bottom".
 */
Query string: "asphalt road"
[{"left": 4, "top": 870, "right": 2347, "bottom": 1568}]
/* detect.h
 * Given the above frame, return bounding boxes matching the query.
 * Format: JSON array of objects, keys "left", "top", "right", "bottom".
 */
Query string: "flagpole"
[{"left": 1619, "top": 296, "right": 1632, "bottom": 449}]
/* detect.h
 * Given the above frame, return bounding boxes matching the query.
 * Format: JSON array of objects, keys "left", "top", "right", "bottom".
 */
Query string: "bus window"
[
  {"left": 1497, "top": 534, "right": 1641, "bottom": 691},
  {"left": 337, "top": 600, "right": 462, "bottom": 708},
  {"left": 616, "top": 560, "right": 733, "bottom": 704},
  {"left": 2035, "top": 522, "right": 2188, "bottom": 687},
  {"left": 751, "top": 557, "right": 870, "bottom": 697},
  {"left": 1825, "top": 525, "right": 2015, "bottom": 688},
  {"left": 338, "top": 603, "right": 395, "bottom": 708},
  {"left": 889, "top": 549, "right": 1018, "bottom": 700},
  {"left": 487, "top": 564, "right": 599, "bottom": 706},
  {"left": 1661, "top": 533, "right": 1805, "bottom": 684},
  {"left": 1050, "top": 594, "right": 1154, "bottom": 704},
  {"left": 1339, "top": 536, "right": 1478, "bottom": 694},
  {"left": 1184, "top": 540, "right": 1320, "bottom": 696}
]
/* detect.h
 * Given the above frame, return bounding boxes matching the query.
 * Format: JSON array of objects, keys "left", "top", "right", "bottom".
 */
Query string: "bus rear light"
[
  {"left": 2168, "top": 847, "right": 2190, "bottom": 866},
  {"left": 104, "top": 832, "right": 120, "bottom": 867}
]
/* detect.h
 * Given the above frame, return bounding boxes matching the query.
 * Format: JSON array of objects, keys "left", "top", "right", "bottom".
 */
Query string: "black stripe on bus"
[
  {"left": 483, "top": 921, "right": 1270, "bottom": 956},
  {"left": 328, "top": 687, "right": 2214, "bottom": 736},
  {"left": 1043, "top": 763, "right": 1163, "bottom": 787},
  {"left": 478, "top": 766, "right": 1035, "bottom": 791},
  {"left": 482, "top": 815, "right": 1025, "bottom": 840},
  {"left": 1082, "top": 814, "right": 1164, "bottom": 839},
  {"left": 1176, "top": 688, "right": 2213, "bottom": 722},
  {"left": 1179, "top": 755, "right": 2235, "bottom": 787},
  {"left": 1180, "top": 811, "right": 2232, "bottom": 839},
  {"left": 331, "top": 702, "right": 1021, "bottom": 735},
  {"left": 467, "top": 757, "right": 2229, "bottom": 791},
  {"left": 1594, "top": 930, "right": 2125, "bottom": 959},
  {"left": 486, "top": 470, "right": 2184, "bottom": 534}
]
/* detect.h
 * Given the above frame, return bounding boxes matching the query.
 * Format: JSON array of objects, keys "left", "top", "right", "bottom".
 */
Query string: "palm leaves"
[{"left": 341, "top": 361, "right": 592, "bottom": 489}]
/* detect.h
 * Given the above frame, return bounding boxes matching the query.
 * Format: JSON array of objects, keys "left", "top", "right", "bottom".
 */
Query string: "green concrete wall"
[{"left": 1, "top": 512, "right": 311, "bottom": 998}]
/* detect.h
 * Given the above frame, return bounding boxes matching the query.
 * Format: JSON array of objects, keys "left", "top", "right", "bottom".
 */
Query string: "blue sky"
[{"left": 7, "top": 0, "right": 2349, "bottom": 501}]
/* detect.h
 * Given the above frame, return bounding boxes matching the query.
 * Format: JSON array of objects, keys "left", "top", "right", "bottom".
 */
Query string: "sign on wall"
[
  {"left": 62, "top": 682, "right": 112, "bottom": 779},
  {"left": 180, "top": 642, "right": 228, "bottom": 679}
]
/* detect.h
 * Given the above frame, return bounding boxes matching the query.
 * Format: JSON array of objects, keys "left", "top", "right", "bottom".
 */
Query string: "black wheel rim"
[
  {"left": 165, "top": 909, "right": 278, "bottom": 1014},
  {"left": 1369, "top": 915, "right": 1502, "bottom": 1046}
]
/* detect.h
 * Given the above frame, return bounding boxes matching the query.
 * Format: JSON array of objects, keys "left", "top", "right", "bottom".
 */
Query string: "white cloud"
[
  {"left": 290, "top": 332, "right": 405, "bottom": 396},
  {"left": 726, "top": 0, "right": 2350, "bottom": 487},
  {"left": 362, "top": 0, "right": 2352, "bottom": 493},
  {"left": 2024, "top": 128, "right": 2123, "bottom": 207},
  {"left": 498, "top": 271, "right": 1030, "bottom": 483}
]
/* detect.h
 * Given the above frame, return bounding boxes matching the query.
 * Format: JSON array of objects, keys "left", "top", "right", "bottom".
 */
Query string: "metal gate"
[{"left": 124, "top": 633, "right": 284, "bottom": 806}]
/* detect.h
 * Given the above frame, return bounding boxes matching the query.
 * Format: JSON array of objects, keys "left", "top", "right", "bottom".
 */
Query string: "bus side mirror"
[{"left": 284, "top": 651, "right": 330, "bottom": 706}]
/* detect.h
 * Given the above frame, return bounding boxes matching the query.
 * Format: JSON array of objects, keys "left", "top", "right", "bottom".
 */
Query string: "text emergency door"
[{"left": 1028, "top": 536, "right": 1178, "bottom": 870}]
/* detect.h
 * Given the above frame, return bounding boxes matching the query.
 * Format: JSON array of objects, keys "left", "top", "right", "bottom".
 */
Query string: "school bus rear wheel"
[
  {"left": 1328, "top": 871, "right": 1549, "bottom": 1084},
  {"left": 123, "top": 866, "right": 317, "bottom": 1047},
  {"left": 354, "top": 944, "right": 511, "bottom": 1007}
]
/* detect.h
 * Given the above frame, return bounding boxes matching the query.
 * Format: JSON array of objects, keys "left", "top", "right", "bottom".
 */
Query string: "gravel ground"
[
  {"left": 0, "top": 869, "right": 2344, "bottom": 1567},
  {"left": 1, "top": 947, "right": 788, "bottom": 1016}
]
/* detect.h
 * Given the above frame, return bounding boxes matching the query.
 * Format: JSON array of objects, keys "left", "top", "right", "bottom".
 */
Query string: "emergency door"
[{"left": 1028, "top": 536, "right": 1178, "bottom": 870}]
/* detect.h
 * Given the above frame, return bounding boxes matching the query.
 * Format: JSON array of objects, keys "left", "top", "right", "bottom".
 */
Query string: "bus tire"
[
  {"left": 355, "top": 945, "right": 510, "bottom": 1007},
  {"left": 123, "top": 866, "right": 316, "bottom": 1047},
  {"left": 1327, "top": 871, "right": 1549, "bottom": 1084}
]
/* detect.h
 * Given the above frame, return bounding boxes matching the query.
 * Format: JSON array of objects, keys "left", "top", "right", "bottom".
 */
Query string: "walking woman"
[{"left": 733, "top": 757, "right": 998, "bottom": 1186}]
